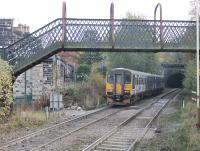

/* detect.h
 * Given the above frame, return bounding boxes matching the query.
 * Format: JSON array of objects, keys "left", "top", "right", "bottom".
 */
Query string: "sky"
[{"left": 0, "top": 0, "right": 192, "bottom": 32}]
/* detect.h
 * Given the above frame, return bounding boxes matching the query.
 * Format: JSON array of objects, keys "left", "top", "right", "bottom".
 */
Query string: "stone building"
[
  {"left": 0, "top": 18, "right": 75, "bottom": 103},
  {"left": 0, "top": 19, "right": 29, "bottom": 48},
  {"left": 13, "top": 56, "right": 74, "bottom": 101}
]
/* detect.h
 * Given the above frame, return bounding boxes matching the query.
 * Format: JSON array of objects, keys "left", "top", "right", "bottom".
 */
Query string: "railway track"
[
  {"left": 0, "top": 89, "right": 179, "bottom": 151},
  {"left": 36, "top": 104, "right": 144, "bottom": 151},
  {"left": 0, "top": 106, "right": 117, "bottom": 151},
  {"left": 82, "top": 89, "right": 182, "bottom": 151},
  {"left": 33, "top": 89, "right": 178, "bottom": 151}
]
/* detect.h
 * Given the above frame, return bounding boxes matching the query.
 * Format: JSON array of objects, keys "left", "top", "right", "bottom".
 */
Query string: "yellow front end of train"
[{"left": 106, "top": 69, "right": 132, "bottom": 105}]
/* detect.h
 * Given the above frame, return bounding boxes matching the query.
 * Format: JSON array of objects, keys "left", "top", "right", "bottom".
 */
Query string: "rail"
[{"left": 82, "top": 89, "right": 180, "bottom": 151}]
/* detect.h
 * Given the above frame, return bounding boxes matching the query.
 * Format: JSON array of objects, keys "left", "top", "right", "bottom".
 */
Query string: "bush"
[
  {"left": 61, "top": 73, "right": 106, "bottom": 109},
  {"left": 172, "top": 102, "right": 200, "bottom": 151},
  {"left": 62, "top": 87, "right": 76, "bottom": 107},
  {"left": 0, "top": 59, "right": 13, "bottom": 121},
  {"left": 183, "top": 58, "right": 196, "bottom": 91},
  {"left": 76, "top": 64, "right": 91, "bottom": 81}
]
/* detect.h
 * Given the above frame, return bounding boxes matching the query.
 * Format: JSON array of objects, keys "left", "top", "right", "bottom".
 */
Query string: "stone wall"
[{"left": 13, "top": 56, "right": 74, "bottom": 101}]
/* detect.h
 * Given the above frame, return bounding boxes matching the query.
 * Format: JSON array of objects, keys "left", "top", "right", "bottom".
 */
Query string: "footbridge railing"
[{"left": 1, "top": 2, "right": 198, "bottom": 76}]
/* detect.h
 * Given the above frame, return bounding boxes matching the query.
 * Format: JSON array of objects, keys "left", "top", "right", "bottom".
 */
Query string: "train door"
[
  {"left": 132, "top": 75, "right": 135, "bottom": 95},
  {"left": 114, "top": 74, "right": 123, "bottom": 95}
]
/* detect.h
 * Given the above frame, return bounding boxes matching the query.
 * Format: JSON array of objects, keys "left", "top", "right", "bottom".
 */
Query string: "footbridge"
[{"left": 1, "top": 2, "right": 198, "bottom": 77}]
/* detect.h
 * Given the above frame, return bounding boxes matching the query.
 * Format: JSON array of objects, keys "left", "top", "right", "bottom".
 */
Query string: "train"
[{"left": 106, "top": 68, "right": 164, "bottom": 105}]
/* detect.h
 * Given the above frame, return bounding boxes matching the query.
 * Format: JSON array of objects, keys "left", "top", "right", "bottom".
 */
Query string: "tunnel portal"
[
  {"left": 161, "top": 63, "right": 185, "bottom": 88},
  {"left": 166, "top": 73, "right": 185, "bottom": 88}
]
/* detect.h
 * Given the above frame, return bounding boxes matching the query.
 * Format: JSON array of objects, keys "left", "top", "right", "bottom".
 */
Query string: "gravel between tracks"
[
  {"left": 135, "top": 90, "right": 181, "bottom": 151},
  {"left": 41, "top": 108, "right": 140, "bottom": 151}
]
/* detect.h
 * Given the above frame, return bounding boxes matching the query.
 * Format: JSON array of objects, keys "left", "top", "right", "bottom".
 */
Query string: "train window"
[
  {"left": 124, "top": 72, "right": 131, "bottom": 84},
  {"left": 116, "top": 74, "right": 122, "bottom": 84},
  {"left": 132, "top": 79, "right": 135, "bottom": 89},
  {"left": 107, "top": 73, "right": 113, "bottom": 83}
]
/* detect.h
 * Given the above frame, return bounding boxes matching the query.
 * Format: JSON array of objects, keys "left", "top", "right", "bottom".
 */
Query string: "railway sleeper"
[
  {"left": 96, "top": 146, "right": 127, "bottom": 151},
  {"left": 101, "top": 143, "right": 130, "bottom": 147},
  {"left": 104, "top": 141, "right": 132, "bottom": 145}
]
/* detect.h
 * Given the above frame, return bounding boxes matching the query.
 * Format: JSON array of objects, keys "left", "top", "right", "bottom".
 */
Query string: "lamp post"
[{"left": 196, "top": 0, "right": 200, "bottom": 127}]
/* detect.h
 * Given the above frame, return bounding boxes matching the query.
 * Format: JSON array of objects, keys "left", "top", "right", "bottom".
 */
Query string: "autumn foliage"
[{"left": 0, "top": 59, "right": 13, "bottom": 121}]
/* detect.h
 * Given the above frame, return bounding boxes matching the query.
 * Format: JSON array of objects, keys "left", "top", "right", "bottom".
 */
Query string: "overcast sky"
[{"left": 0, "top": 0, "right": 192, "bottom": 32}]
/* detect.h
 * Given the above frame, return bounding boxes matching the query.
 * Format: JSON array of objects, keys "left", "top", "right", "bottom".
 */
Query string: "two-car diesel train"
[{"left": 106, "top": 68, "right": 164, "bottom": 105}]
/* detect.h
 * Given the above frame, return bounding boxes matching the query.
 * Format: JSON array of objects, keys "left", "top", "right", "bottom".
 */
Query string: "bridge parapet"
[
  {"left": 3, "top": 18, "right": 197, "bottom": 76},
  {"left": 4, "top": 19, "right": 62, "bottom": 76}
]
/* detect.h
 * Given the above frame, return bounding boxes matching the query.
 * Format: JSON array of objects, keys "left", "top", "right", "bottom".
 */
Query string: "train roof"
[{"left": 109, "top": 68, "right": 163, "bottom": 78}]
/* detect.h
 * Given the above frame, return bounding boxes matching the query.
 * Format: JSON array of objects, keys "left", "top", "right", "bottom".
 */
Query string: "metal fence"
[{"left": 13, "top": 94, "right": 32, "bottom": 105}]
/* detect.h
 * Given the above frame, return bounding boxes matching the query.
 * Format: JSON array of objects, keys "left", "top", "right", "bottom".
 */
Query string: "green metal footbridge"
[{"left": 1, "top": 3, "right": 198, "bottom": 77}]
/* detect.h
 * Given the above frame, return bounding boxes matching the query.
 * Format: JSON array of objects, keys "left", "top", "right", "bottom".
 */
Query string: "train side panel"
[{"left": 106, "top": 68, "right": 164, "bottom": 105}]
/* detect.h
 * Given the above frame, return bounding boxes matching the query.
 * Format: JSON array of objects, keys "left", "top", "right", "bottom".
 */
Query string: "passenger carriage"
[{"left": 106, "top": 68, "right": 164, "bottom": 105}]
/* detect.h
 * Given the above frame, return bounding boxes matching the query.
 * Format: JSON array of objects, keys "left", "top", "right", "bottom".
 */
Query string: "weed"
[{"left": 172, "top": 102, "right": 200, "bottom": 151}]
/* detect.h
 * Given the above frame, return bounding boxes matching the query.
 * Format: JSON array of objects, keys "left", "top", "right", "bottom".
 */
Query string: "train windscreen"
[
  {"left": 124, "top": 72, "right": 131, "bottom": 84},
  {"left": 107, "top": 73, "right": 114, "bottom": 83}
]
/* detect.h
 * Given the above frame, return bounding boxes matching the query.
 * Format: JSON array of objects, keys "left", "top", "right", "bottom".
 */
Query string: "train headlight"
[{"left": 124, "top": 90, "right": 130, "bottom": 96}]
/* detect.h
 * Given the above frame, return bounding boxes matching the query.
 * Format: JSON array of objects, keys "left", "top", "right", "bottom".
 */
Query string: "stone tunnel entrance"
[
  {"left": 166, "top": 73, "right": 185, "bottom": 88},
  {"left": 161, "top": 63, "right": 185, "bottom": 88}
]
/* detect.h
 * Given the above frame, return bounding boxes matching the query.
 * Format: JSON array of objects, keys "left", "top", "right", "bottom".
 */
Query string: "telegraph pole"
[{"left": 196, "top": 0, "right": 200, "bottom": 127}]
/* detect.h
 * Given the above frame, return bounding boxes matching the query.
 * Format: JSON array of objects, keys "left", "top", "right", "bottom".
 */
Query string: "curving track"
[
  {"left": 0, "top": 106, "right": 116, "bottom": 151},
  {"left": 0, "top": 89, "right": 180, "bottom": 151},
  {"left": 82, "top": 89, "right": 181, "bottom": 151}
]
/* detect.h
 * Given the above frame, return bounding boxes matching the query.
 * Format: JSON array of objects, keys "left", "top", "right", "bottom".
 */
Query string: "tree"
[
  {"left": 76, "top": 64, "right": 91, "bottom": 81},
  {"left": 181, "top": 0, "right": 199, "bottom": 91},
  {"left": 78, "top": 52, "right": 103, "bottom": 65},
  {"left": 189, "top": 0, "right": 200, "bottom": 20},
  {"left": 107, "top": 52, "right": 160, "bottom": 73},
  {"left": 77, "top": 51, "right": 105, "bottom": 80},
  {"left": 183, "top": 58, "right": 196, "bottom": 91},
  {"left": 106, "top": 12, "right": 161, "bottom": 74},
  {"left": 0, "top": 59, "right": 13, "bottom": 121}
]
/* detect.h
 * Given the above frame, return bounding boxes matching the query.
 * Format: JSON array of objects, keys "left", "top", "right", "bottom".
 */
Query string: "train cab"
[{"left": 106, "top": 68, "right": 132, "bottom": 105}]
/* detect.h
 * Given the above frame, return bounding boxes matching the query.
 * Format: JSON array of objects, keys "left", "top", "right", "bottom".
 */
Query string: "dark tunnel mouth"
[{"left": 166, "top": 73, "right": 185, "bottom": 88}]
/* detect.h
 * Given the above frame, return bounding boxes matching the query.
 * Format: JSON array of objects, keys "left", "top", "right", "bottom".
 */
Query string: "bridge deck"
[{"left": 1, "top": 18, "right": 198, "bottom": 76}]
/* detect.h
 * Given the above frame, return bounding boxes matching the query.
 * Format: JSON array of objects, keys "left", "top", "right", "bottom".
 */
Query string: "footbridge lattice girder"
[{"left": 2, "top": 18, "right": 198, "bottom": 76}]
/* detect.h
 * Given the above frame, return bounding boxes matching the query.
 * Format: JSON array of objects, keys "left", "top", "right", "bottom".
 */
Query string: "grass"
[
  {"left": 171, "top": 102, "right": 200, "bottom": 151},
  {"left": 163, "top": 90, "right": 200, "bottom": 151},
  {"left": 135, "top": 91, "right": 200, "bottom": 151},
  {"left": 166, "top": 110, "right": 182, "bottom": 122},
  {"left": 0, "top": 109, "right": 57, "bottom": 134}
]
